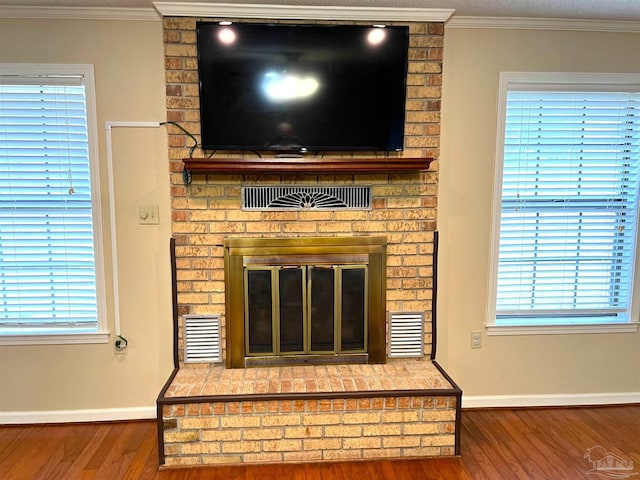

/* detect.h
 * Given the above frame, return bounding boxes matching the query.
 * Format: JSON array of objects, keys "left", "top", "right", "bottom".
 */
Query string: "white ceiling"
[{"left": 1, "top": 0, "right": 640, "bottom": 22}]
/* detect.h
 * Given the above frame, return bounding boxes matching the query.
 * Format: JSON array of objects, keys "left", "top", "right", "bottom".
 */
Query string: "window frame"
[
  {"left": 0, "top": 63, "right": 108, "bottom": 345},
  {"left": 487, "top": 71, "right": 640, "bottom": 336}
]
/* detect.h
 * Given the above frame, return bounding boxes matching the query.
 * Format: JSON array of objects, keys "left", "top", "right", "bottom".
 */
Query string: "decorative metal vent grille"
[
  {"left": 242, "top": 186, "right": 372, "bottom": 211},
  {"left": 184, "top": 314, "right": 222, "bottom": 364},
  {"left": 388, "top": 312, "right": 425, "bottom": 358}
]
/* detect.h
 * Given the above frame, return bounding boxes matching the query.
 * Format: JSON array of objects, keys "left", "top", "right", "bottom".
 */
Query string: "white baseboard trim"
[
  {"left": 462, "top": 392, "right": 640, "bottom": 409},
  {"left": 0, "top": 406, "right": 156, "bottom": 425}
]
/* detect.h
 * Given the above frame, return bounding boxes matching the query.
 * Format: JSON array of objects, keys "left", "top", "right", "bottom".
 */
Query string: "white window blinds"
[
  {"left": 0, "top": 73, "right": 99, "bottom": 333},
  {"left": 496, "top": 88, "right": 640, "bottom": 325}
]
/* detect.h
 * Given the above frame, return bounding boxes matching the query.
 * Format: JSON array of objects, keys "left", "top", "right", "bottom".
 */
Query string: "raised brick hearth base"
[{"left": 157, "top": 359, "right": 461, "bottom": 466}]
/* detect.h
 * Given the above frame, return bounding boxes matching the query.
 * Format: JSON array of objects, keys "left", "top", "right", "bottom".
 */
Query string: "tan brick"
[
  {"left": 386, "top": 289, "right": 416, "bottom": 301},
  {"left": 422, "top": 410, "right": 456, "bottom": 422},
  {"left": 381, "top": 411, "right": 421, "bottom": 423},
  {"left": 262, "top": 414, "right": 302, "bottom": 426},
  {"left": 283, "top": 222, "right": 318, "bottom": 233},
  {"left": 208, "top": 199, "right": 241, "bottom": 210},
  {"left": 323, "top": 449, "right": 363, "bottom": 460},
  {"left": 298, "top": 211, "right": 333, "bottom": 221},
  {"left": 369, "top": 210, "right": 404, "bottom": 221},
  {"left": 405, "top": 136, "right": 440, "bottom": 148},
  {"left": 372, "top": 185, "right": 404, "bottom": 197},
  {"left": 172, "top": 222, "right": 208, "bottom": 234},
  {"left": 243, "top": 427, "right": 283, "bottom": 440},
  {"left": 387, "top": 244, "right": 418, "bottom": 255},
  {"left": 334, "top": 211, "right": 368, "bottom": 221},
  {"left": 362, "top": 424, "right": 402, "bottom": 436},
  {"left": 410, "top": 36, "right": 444, "bottom": 48},
  {"left": 242, "top": 452, "right": 283, "bottom": 463},
  {"left": 343, "top": 437, "right": 382, "bottom": 450},
  {"left": 246, "top": 222, "right": 282, "bottom": 234},
  {"left": 180, "top": 417, "right": 218, "bottom": 429},
  {"left": 226, "top": 210, "right": 262, "bottom": 221},
  {"left": 407, "top": 86, "right": 441, "bottom": 99},
  {"left": 383, "top": 436, "right": 421, "bottom": 448},
  {"left": 164, "top": 456, "right": 201, "bottom": 466},
  {"left": 176, "top": 269, "right": 209, "bottom": 281},
  {"left": 303, "top": 438, "right": 342, "bottom": 451},
  {"left": 284, "top": 426, "right": 323, "bottom": 438},
  {"left": 324, "top": 425, "right": 361, "bottom": 437},
  {"left": 262, "top": 439, "right": 303, "bottom": 452},
  {"left": 201, "top": 429, "right": 242, "bottom": 442},
  {"left": 164, "top": 44, "right": 197, "bottom": 57},
  {"left": 201, "top": 455, "right": 243, "bottom": 465},
  {"left": 192, "top": 281, "right": 224, "bottom": 293},
  {"left": 220, "top": 416, "right": 261, "bottom": 428},
  {"left": 303, "top": 414, "right": 341, "bottom": 425},
  {"left": 317, "top": 222, "right": 353, "bottom": 233},
  {"left": 163, "top": 430, "right": 199, "bottom": 443},
  {"left": 403, "top": 255, "right": 432, "bottom": 268},
  {"left": 402, "top": 446, "right": 440, "bottom": 457},
  {"left": 188, "top": 185, "right": 225, "bottom": 197},
  {"left": 403, "top": 300, "right": 430, "bottom": 311},
  {"left": 177, "top": 293, "right": 209, "bottom": 304},
  {"left": 342, "top": 412, "right": 381, "bottom": 424},
  {"left": 363, "top": 448, "right": 402, "bottom": 459},
  {"left": 164, "top": 443, "right": 180, "bottom": 455},
  {"left": 181, "top": 442, "right": 221, "bottom": 454},
  {"left": 353, "top": 222, "right": 387, "bottom": 233},
  {"left": 283, "top": 451, "right": 323, "bottom": 462},
  {"left": 175, "top": 246, "right": 209, "bottom": 257},
  {"left": 221, "top": 441, "right": 261, "bottom": 453},
  {"left": 404, "top": 423, "right": 439, "bottom": 435},
  {"left": 163, "top": 17, "right": 196, "bottom": 30},
  {"left": 421, "top": 434, "right": 456, "bottom": 447}
]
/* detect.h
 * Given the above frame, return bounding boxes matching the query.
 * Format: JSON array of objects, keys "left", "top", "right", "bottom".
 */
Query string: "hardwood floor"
[{"left": 1, "top": 405, "right": 638, "bottom": 479}]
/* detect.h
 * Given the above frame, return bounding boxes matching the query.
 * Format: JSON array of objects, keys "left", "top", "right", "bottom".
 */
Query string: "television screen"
[{"left": 196, "top": 22, "right": 409, "bottom": 153}]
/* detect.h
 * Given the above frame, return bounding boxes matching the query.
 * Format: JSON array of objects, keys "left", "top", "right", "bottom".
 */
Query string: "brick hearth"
[{"left": 158, "top": 359, "right": 460, "bottom": 466}]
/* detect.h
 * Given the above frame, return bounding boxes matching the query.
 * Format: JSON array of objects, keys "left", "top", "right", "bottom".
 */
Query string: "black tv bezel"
[{"left": 196, "top": 21, "right": 410, "bottom": 154}]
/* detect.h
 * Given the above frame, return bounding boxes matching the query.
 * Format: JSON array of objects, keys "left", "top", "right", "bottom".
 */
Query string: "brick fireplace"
[
  {"left": 156, "top": 15, "right": 461, "bottom": 467},
  {"left": 163, "top": 16, "right": 442, "bottom": 363}
]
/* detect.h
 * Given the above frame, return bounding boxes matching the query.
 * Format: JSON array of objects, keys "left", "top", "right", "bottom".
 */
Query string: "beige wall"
[
  {"left": 0, "top": 18, "right": 173, "bottom": 414},
  {"left": 0, "top": 18, "right": 639, "bottom": 416},
  {"left": 438, "top": 27, "right": 640, "bottom": 399}
]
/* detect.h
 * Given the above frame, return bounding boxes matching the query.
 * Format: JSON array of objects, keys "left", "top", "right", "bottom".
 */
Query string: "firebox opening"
[
  {"left": 245, "top": 263, "right": 368, "bottom": 361},
  {"left": 224, "top": 236, "right": 387, "bottom": 368}
]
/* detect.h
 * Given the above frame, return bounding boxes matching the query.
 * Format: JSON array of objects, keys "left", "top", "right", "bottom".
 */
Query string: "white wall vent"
[
  {"left": 388, "top": 312, "right": 424, "bottom": 358},
  {"left": 183, "top": 314, "right": 222, "bottom": 363}
]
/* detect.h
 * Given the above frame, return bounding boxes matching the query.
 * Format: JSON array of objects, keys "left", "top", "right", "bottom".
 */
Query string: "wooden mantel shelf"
[{"left": 182, "top": 157, "right": 434, "bottom": 174}]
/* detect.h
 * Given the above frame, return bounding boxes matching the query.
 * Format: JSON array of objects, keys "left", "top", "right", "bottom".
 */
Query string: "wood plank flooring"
[{"left": 0, "top": 405, "right": 638, "bottom": 479}]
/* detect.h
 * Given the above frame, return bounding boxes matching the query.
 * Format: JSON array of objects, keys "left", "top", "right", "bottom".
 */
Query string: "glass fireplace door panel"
[
  {"left": 309, "top": 266, "right": 335, "bottom": 352},
  {"left": 246, "top": 268, "right": 274, "bottom": 354},
  {"left": 278, "top": 267, "right": 305, "bottom": 353},
  {"left": 340, "top": 267, "right": 367, "bottom": 351}
]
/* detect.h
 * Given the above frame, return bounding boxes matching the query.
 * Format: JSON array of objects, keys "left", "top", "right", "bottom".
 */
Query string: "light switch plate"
[{"left": 471, "top": 330, "right": 482, "bottom": 349}]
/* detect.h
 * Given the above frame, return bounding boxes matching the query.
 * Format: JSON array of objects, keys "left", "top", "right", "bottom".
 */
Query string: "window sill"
[
  {"left": 487, "top": 322, "right": 639, "bottom": 336},
  {"left": 0, "top": 331, "right": 110, "bottom": 346}
]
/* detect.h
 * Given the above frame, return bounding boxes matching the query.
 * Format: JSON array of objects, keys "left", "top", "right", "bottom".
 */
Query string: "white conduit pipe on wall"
[{"left": 105, "top": 121, "right": 162, "bottom": 348}]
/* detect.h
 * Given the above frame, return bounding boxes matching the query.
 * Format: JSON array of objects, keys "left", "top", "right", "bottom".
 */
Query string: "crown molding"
[
  {"left": 2, "top": 5, "right": 637, "bottom": 32},
  {"left": 0, "top": 5, "right": 160, "bottom": 21},
  {"left": 153, "top": 2, "right": 455, "bottom": 22},
  {"left": 447, "top": 16, "right": 640, "bottom": 33}
]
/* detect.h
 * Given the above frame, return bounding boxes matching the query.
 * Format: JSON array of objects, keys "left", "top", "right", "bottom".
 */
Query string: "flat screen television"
[{"left": 196, "top": 22, "right": 409, "bottom": 154}]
